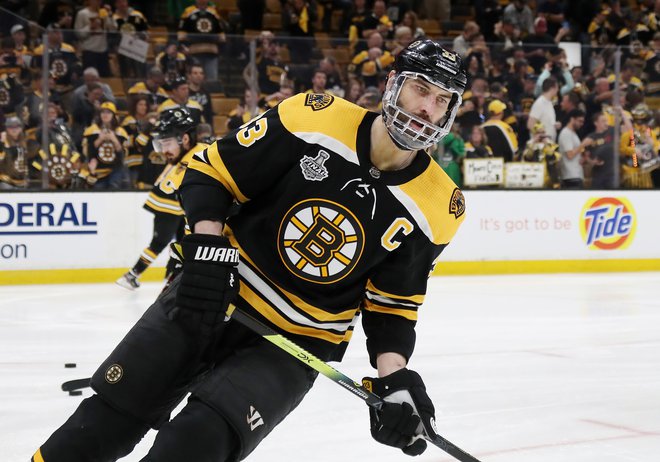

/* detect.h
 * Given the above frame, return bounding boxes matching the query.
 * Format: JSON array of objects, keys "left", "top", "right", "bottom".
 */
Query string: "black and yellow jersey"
[
  {"left": 144, "top": 142, "right": 208, "bottom": 215},
  {"left": 82, "top": 124, "right": 129, "bottom": 179},
  {"left": 482, "top": 119, "right": 519, "bottom": 162},
  {"left": 183, "top": 93, "right": 466, "bottom": 364}
]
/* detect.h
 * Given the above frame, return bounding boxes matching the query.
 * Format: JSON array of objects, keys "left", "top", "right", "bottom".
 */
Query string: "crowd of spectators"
[{"left": 0, "top": 0, "right": 658, "bottom": 190}]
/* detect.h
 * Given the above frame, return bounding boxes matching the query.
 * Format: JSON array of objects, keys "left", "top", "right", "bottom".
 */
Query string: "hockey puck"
[
  {"left": 68, "top": 390, "right": 83, "bottom": 396},
  {"left": 64, "top": 363, "right": 77, "bottom": 368}
]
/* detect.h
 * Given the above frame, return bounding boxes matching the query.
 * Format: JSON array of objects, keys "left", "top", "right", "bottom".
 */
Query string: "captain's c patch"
[{"left": 449, "top": 188, "right": 465, "bottom": 218}]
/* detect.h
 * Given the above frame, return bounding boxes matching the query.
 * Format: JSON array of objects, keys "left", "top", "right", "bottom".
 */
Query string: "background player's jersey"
[
  {"left": 186, "top": 94, "right": 466, "bottom": 363},
  {"left": 144, "top": 142, "right": 208, "bottom": 216}
]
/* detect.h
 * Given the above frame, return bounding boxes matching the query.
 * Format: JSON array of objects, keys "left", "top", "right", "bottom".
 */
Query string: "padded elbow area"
[{"left": 38, "top": 395, "right": 149, "bottom": 462}]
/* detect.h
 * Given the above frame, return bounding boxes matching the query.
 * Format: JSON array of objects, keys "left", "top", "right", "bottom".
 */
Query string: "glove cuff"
[
  {"left": 363, "top": 368, "right": 423, "bottom": 396},
  {"left": 180, "top": 233, "right": 239, "bottom": 266}
]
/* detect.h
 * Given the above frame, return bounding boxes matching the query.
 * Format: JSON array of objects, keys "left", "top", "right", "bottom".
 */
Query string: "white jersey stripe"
[
  {"left": 239, "top": 261, "right": 354, "bottom": 332},
  {"left": 292, "top": 132, "right": 359, "bottom": 165},
  {"left": 387, "top": 186, "right": 434, "bottom": 242}
]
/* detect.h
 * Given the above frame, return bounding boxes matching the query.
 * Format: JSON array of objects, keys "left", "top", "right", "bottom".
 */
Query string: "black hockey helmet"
[
  {"left": 382, "top": 39, "right": 467, "bottom": 150},
  {"left": 154, "top": 106, "right": 196, "bottom": 140}
]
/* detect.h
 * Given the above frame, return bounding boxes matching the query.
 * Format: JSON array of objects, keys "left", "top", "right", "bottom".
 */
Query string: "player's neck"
[{"left": 370, "top": 116, "right": 417, "bottom": 171}]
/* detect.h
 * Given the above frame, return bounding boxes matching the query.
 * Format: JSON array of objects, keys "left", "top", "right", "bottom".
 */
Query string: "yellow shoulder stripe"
[
  {"left": 188, "top": 144, "right": 249, "bottom": 203},
  {"left": 392, "top": 159, "right": 465, "bottom": 245},
  {"left": 278, "top": 93, "right": 367, "bottom": 163}
]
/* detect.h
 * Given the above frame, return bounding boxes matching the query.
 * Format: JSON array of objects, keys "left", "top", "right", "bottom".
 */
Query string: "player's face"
[
  {"left": 157, "top": 136, "right": 181, "bottom": 162},
  {"left": 397, "top": 76, "right": 452, "bottom": 127}
]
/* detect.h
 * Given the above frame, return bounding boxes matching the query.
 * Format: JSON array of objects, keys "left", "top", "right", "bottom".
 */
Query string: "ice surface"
[{"left": 1, "top": 272, "right": 659, "bottom": 461}]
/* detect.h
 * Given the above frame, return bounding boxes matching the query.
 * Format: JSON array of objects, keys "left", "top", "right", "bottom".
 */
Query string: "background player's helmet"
[
  {"left": 382, "top": 39, "right": 467, "bottom": 150},
  {"left": 154, "top": 107, "right": 196, "bottom": 142},
  {"left": 153, "top": 107, "right": 196, "bottom": 158}
]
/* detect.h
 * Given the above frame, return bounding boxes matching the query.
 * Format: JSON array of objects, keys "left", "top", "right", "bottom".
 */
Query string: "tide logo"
[{"left": 580, "top": 197, "right": 636, "bottom": 250}]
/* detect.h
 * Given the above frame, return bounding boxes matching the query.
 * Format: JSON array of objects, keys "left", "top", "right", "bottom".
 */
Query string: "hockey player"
[
  {"left": 34, "top": 39, "right": 468, "bottom": 461},
  {"left": 116, "top": 107, "right": 208, "bottom": 290}
]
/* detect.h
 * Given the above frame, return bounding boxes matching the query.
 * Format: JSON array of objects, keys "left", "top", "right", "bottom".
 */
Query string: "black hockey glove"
[
  {"left": 172, "top": 233, "right": 239, "bottom": 333},
  {"left": 362, "top": 368, "right": 436, "bottom": 456}
]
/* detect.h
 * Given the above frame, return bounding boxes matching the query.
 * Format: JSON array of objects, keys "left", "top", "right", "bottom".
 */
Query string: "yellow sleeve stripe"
[
  {"left": 363, "top": 298, "right": 418, "bottom": 321},
  {"left": 226, "top": 226, "right": 356, "bottom": 323},
  {"left": 33, "top": 449, "right": 45, "bottom": 462},
  {"left": 188, "top": 146, "right": 249, "bottom": 203},
  {"left": 240, "top": 283, "right": 347, "bottom": 344},
  {"left": 366, "top": 279, "right": 425, "bottom": 304}
]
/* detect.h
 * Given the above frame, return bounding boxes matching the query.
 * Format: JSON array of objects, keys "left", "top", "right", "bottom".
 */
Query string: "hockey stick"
[
  {"left": 226, "top": 304, "right": 483, "bottom": 462},
  {"left": 61, "top": 377, "right": 91, "bottom": 392}
]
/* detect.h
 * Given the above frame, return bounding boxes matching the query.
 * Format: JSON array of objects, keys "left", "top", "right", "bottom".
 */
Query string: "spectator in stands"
[
  {"left": 0, "top": 116, "right": 30, "bottom": 189},
  {"left": 465, "top": 125, "right": 493, "bottom": 158},
  {"left": 523, "top": 17, "right": 556, "bottom": 74},
  {"left": 71, "top": 82, "right": 105, "bottom": 149},
  {"left": 453, "top": 21, "right": 480, "bottom": 58},
  {"left": 8, "top": 24, "right": 32, "bottom": 85},
  {"left": 132, "top": 111, "right": 164, "bottom": 189},
  {"left": 347, "top": 0, "right": 371, "bottom": 49},
  {"left": 282, "top": 0, "right": 318, "bottom": 64},
  {"left": 31, "top": 24, "right": 81, "bottom": 99},
  {"left": 156, "top": 40, "right": 188, "bottom": 85},
  {"left": 157, "top": 75, "right": 205, "bottom": 124},
  {"left": 557, "top": 91, "right": 581, "bottom": 129},
  {"left": 431, "top": 124, "right": 465, "bottom": 187},
  {"left": 607, "top": 63, "right": 645, "bottom": 94},
  {"left": 344, "top": 78, "right": 364, "bottom": 104},
  {"left": 113, "top": 0, "right": 149, "bottom": 78},
  {"left": 534, "top": 50, "right": 574, "bottom": 97},
  {"left": 120, "top": 94, "right": 151, "bottom": 185},
  {"left": 482, "top": 99, "right": 519, "bottom": 162},
  {"left": 643, "top": 32, "right": 660, "bottom": 97},
  {"left": 557, "top": 108, "right": 587, "bottom": 189},
  {"left": 493, "top": 17, "right": 523, "bottom": 56},
  {"left": 318, "top": 57, "right": 345, "bottom": 96},
  {"left": 305, "top": 68, "right": 334, "bottom": 95},
  {"left": 72, "top": 67, "right": 116, "bottom": 111},
  {"left": 502, "top": 0, "right": 534, "bottom": 37},
  {"left": 362, "top": 0, "right": 394, "bottom": 39},
  {"left": 319, "top": 0, "right": 352, "bottom": 33},
  {"left": 400, "top": 10, "right": 425, "bottom": 40},
  {"left": 0, "top": 48, "right": 26, "bottom": 123},
  {"left": 82, "top": 101, "right": 129, "bottom": 189},
  {"left": 74, "top": 0, "right": 117, "bottom": 77},
  {"left": 261, "top": 83, "right": 295, "bottom": 109},
  {"left": 355, "top": 85, "right": 380, "bottom": 112},
  {"left": 237, "top": 0, "right": 265, "bottom": 31},
  {"left": 187, "top": 64, "right": 213, "bottom": 125},
  {"left": 227, "top": 87, "right": 266, "bottom": 131},
  {"left": 349, "top": 31, "right": 394, "bottom": 88},
  {"left": 21, "top": 70, "right": 64, "bottom": 132},
  {"left": 32, "top": 101, "right": 77, "bottom": 155},
  {"left": 244, "top": 32, "right": 287, "bottom": 97},
  {"left": 388, "top": 25, "right": 414, "bottom": 58},
  {"left": 128, "top": 66, "right": 170, "bottom": 112},
  {"left": 521, "top": 122, "right": 562, "bottom": 187},
  {"left": 537, "top": 0, "right": 566, "bottom": 38},
  {"left": 528, "top": 76, "right": 560, "bottom": 141},
  {"left": 177, "top": 0, "right": 226, "bottom": 82},
  {"left": 464, "top": 33, "right": 491, "bottom": 79}
]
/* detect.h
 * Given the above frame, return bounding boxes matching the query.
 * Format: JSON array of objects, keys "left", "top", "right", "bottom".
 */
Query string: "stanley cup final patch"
[{"left": 300, "top": 150, "right": 330, "bottom": 181}]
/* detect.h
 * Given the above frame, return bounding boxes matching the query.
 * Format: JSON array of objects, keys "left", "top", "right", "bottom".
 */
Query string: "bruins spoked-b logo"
[
  {"left": 304, "top": 93, "right": 334, "bottom": 111},
  {"left": 449, "top": 188, "right": 465, "bottom": 218},
  {"left": 278, "top": 199, "right": 364, "bottom": 284},
  {"left": 105, "top": 364, "right": 123, "bottom": 384}
]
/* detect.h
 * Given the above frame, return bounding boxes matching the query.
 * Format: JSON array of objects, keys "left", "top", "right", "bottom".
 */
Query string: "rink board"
[{"left": 1, "top": 190, "right": 659, "bottom": 284}]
